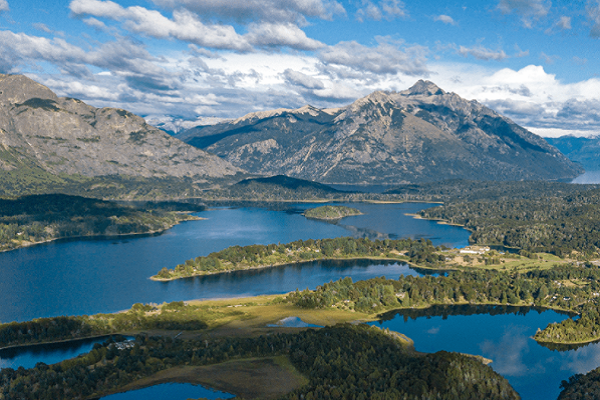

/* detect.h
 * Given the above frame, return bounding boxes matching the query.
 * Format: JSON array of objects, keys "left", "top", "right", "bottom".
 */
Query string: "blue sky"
[{"left": 1, "top": 0, "right": 600, "bottom": 136}]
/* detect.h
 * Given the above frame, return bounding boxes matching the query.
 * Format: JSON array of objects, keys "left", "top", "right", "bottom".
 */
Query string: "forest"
[
  {"left": 153, "top": 237, "right": 446, "bottom": 280},
  {"left": 0, "top": 301, "right": 208, "bottom": 348},
  {"left": 0, "top": 194, "right": 201, "bottom": 251},
  {"left": 303, "top": 205, "right": 362, "bottom": 220},
  {"left": 0, "top": 324, "right": 519, "bottom": 400},
  {"left": 419, "top": 186, "right": 600, "bottom": 257}
]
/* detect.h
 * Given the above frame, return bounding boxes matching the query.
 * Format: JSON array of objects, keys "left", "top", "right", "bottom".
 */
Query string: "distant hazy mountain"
[
  {"left": 545, "top": 136, "right": 600, "bottom": 171},
  {"left": 0, "top": 74, "right": 242, "bottom": 198},
  {"left": 177, "top": 80, "right": 582, "bottom": 184}
]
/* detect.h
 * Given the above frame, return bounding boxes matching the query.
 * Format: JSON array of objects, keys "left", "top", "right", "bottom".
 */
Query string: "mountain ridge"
[
  {"left": 0, "top": 74, "right": 245, "bottom": 198},
  {"left": 177, "top": 80, "right": 582, "bottom": 184}
]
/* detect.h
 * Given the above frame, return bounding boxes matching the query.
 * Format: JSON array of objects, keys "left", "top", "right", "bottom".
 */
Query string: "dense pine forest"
[
  {"left": 0, "top": 325, "right": 519, "bottom": 400},
  {"left": 154, "top": 237, "right": 446, "bottom": 280},
  {"left": 0, "top": 194, "right": 203, "bottom": 251}
]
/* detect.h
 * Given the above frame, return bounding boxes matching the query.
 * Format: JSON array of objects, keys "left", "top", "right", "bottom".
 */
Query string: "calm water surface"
[
  {"left": 0, "top": 203, "right": 468, "bottom": 323},
  {"left": 369, "top": 305, "right": 600, "bottom": 400},
  {"left": 100, "top": 382, "right": 234, "bottom": 400},
  {"left": 0, "top": 336, "right": 129, "bottom": 370}
]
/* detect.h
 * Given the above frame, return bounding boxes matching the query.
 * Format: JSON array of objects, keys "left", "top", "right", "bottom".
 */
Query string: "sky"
[{"left": 1, "top": 0, "right": 600, "bottom": 136}]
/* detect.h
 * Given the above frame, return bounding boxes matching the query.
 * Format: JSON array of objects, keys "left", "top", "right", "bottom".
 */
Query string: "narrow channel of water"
[{"left": 99, "top": 382, "right": 234, "bottom": 400}]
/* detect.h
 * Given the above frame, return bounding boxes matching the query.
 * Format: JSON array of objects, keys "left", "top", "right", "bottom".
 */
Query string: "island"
[{"left": 303, "top": 205, "right": 362, "bottom": 220}]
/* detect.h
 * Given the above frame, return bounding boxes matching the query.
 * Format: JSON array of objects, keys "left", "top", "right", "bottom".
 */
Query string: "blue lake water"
[
  {"left": 100, "top": 382, "right": 234, "bottom": 400},
  {"left": 2, "top": 201, "right": 589, "bottom": 399},
  {"left": 0, "top": 202, "right": 468, "bottom": 323},
  {"left": 369, "top": 305, "right": 600, "bottom": 400},
  {"left": 0, "top": 336, "right": 120, "bottom": 370}
]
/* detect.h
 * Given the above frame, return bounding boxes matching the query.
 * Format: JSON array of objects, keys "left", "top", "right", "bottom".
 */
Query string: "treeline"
[
  {"left": 0, "top": 301, "right": 207, "bottom": 349},
  {"left": 0, "top": 324, "right": 519, "bottom": 400},
  {"left": 558, "top": 368, "right": 600, "bottom": 400},
  {"left": 419, "top": 187, "right": 600, "bottom": 257},
  {"left": 284, "top": 264, "right": 600, "bottom": 344},
  {"left": 0, "top": 194, "right": 198, "bottom": 251},
  {"left": 303, "top": 205, "right": 362, "bottom": 220},
  {"left": 154, "top": 237, "right": 445, "bottom": 280},
  {"left": 385, "top": 179, "right": 598, "bottom": 203}
]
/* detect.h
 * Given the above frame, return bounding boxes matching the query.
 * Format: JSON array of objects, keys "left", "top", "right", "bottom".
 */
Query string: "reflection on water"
[
  {"left": 0, "top": 336, "right": 128, "bottom": 370},
  {"left": 369, "top": 305, "right": 600, "bottom": 400},
  {"left": 100, "top": 382, "right": 234, "bottom": 400},
  {"left": 0, "top": 203, "right": 469, "bottom": 323}
]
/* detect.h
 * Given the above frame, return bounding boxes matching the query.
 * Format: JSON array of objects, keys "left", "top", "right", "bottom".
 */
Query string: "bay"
[{"left": 369, "top": 305, "right": 600, "bottom": 400}]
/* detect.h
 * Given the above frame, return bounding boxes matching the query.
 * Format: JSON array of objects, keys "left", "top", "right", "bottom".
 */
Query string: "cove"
[
  {"left": 369, "top": 305, "right": 599, "bottom": 400},
  {"left": 0, "top": 336, "right": 132, "bottom": 370},
  {"left": 0, "top": 202, "right": 468, "bottom": 323}
]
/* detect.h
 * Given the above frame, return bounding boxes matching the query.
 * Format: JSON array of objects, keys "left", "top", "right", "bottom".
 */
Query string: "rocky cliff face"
[
  {"left": 0, "top": 74, "right": 240, "bottom": 180},
  {"left": 178, "top": 81, "right": 582, "bottom": 184}
]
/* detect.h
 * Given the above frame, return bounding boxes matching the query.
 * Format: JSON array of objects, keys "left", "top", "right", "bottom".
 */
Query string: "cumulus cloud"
[
  {"left": 557, "top": 98, "right": 600, "bottom": 123},
  {"left": 71, "top": 0, "right": 328, "bottom": 52},
  {"left": 319, "top": 37, "right": 429, "bottom": 76},
  {"left": 83, "top": 17, "right": 109, "bottom": 30},
  {"left": 434, "top": 15, "right": 456, "bottom": 25},
  {"left": 70, "top": 0, "right": 252, "bottom": 51},
  {"left": 356, "top": 0, "right": 407, "bottom": 22},
  {"left": 246, "top": 23, "right": 325, "bottom": 51},
  {"left": 497, "top": 0, "right": 550, "bottom": 27},
  {"left": 284, "top": 69, "right": 325, "bottom": 89},
  {"left": 457, "top": 45, "right": 507, "bottom": 61},
  {"left": 0, "top": 0, "right": 8, "bottom": 12},
  {"left": 312, "top": 82, "right": 363, "bottom": 100},
  {"left": 149, "top": 0, "right": 345, "bottom": 24}
]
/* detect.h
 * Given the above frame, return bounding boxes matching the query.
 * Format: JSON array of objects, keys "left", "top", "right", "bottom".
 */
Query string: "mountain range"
[
  {"left": 0, "top": 75, "right": 585, "bottom": 198},
  {"left": 0, "top": 74, "right": 242, "bottom": 198},
  {"left": 176, "top": 80, "right": 582, "bottom": 184},
  {"left": 545, "top": 136, "right": 600, "bottom": 171}
]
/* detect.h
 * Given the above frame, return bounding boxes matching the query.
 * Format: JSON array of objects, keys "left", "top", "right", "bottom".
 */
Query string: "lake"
[
  {"left": 0, "top": 202, "right": 468, "bottom": 323},
  {"left": 370, "top": 305, "right": 600, "bottom": 400},
  {"left": 0, "top": 201, "right": 584, "bottom": 400}
]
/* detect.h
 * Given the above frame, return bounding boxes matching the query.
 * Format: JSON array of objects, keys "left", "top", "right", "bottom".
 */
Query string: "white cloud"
[
  {"left": 246, "top": 23, "right": 325, "bottom": 51},
  {"left": 356, "top": 0, "right": 407, "bottom": 22},
  {"left": 70, "top": 0, "right": 252, "bottom": 51},
  {"left": 319, "top": 37, "right": 429, "bottom": 76},
  {"left": 0, "top": 0, "right": 9, "bottom": 12},
  {"left": 149, "top": 0, "right": 345, "bottom": 24},
  {"left": 284, "top": 69, "right": 325, "bottom": 89},
  {"left": 83, "top": 17, "right": 109, "bottom": 30},
  {"left": 457, "top": 45, "right": 507, "bottom": 61},
  {"left": 497, "top": 0, "right": 550, "bottom": 27},
  {"left": 434, "top": 15, "right": 457, "bottom": 25},
  {"left": 312, "top": 82, "right": 363, "bottom": 100}
]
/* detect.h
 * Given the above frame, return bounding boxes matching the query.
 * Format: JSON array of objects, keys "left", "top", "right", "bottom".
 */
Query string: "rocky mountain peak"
[
  {"left": 0, "top": 74, "right": 58, "bottom": 105},
  {"left": 405, "top": 80, "right": 445, "bottom": 96}
]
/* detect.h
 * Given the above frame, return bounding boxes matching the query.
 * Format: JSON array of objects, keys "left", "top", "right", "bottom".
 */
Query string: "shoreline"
[
  {"left": 0, "top": 215, "right": 205, "bottom": 254},
  {"left": 149, "top": 255, "right": 441, "bottom": 281}
]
